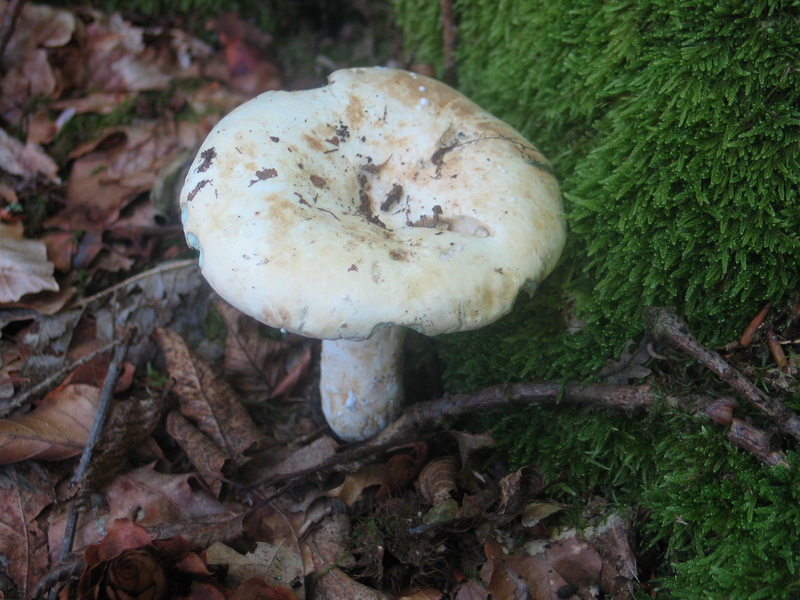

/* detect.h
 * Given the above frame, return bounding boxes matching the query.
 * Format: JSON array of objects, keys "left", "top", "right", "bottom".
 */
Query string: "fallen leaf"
[
  {"left": 219, "top": 301, "right": 310, "bottom": 400},
  {"left": 312, "top": 567, "right": 392, "bottom": 600},
  {"left": 206, "top": 541, "right": 304, "bottom": 599},
  {"left": 454, "top": 579, "right": 488, "bottom": 600},
  {"left": 326, "top": 463, "right": 385, "bottom": 506},
  {"left": 103, "top": 463, "right": 227, "bottom": 527},
  {"left": 598, "top": 338, "right": 653, "bottom": 384},
  {"left": 157, "top": 327, "right": 265, "bottom": 466},
  {"left": 166, "top": 410, "right": 230, "bottom": 496},
  {"left": 0, "top": 462, "right": 54, "bottom": 597},
  {"left": 0, "top": 222, "right": 59, "bottom": 303},
  {"left": 0, "top": 383, "right": 99, "bottom": 464}
]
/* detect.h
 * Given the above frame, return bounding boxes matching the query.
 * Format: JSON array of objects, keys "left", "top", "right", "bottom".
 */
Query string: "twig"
[
  {"left": 1, "top": 339, "right": 119, "bottom": 417},
  {"left": 67, "top": 258, "right": 198, "bottom": 309},
  {"left": 645, "top": 307, "right": 800, "bottom": 441},
  {"left": 726, "top": 418, "right": 789, "bottom": 468},
  {"left": 58, "top": 329, "right": 134, "bottom": 562},
  {"left": 252, "top": 381, "right": 655, "bottom": 492},
  {"left": 371, "top": 381, "right": 655, "bottom": 446}
]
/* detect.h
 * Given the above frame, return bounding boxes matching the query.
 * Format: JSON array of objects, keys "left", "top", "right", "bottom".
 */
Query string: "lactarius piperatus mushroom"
[{"left": 180, "top": 67, "right": 566, "bottom": 441}]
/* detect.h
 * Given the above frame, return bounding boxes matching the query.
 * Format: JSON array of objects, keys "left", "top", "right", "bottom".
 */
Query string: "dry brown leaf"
[
  {"left": 598, "top": 338, "right": 653, "bottom": 384},
  {"left": 312, "top": 567, "right": 392, "bottom": 600},
  {"left": 103, "top": 462, "right": 227, "bottom": 528},
  {"left": 219, "top": 301, "right": 311, "bottom": 399},
  {"left": 0, "top": 462, "right": 54, "bottom": 597},
  {"left": 253, "top": 436, "right": 338, "bottom": 483},
  {"left": 0, "top": 383, "right": 99, "bottom": 464},
  {"left": 157, "top": 327, "right": 265, "bottom": 465},
  {"left": 82, "top": 10, "right": 209, "bottom": 93},
  {"left": 326, "top": 463, "right": 385, "bottom": 506},
  {"left": 0, "top": 1, "right": 76, "bottom": 123},
  {"left": 206, "top": 541, "right": 305, "bottom": 600},
  {"left": 47, "top": 124, "right": 189, "bottom": 231},
  {"left": 0, "top": 222, "right": 59, "bottom": 303},
  {"left": 454, "top": 579, "right": 489, "bottom": 600},
  {"left": 166, "top": 410, "right": 230, "bottom": 496},
  {"left": 0, "top": 128, "right": 60, "bottom": 183}
]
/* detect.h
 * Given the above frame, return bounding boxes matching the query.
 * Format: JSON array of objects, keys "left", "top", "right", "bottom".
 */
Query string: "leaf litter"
[{"left": 0, "top": 2, "right": 645, "bottom": 599}]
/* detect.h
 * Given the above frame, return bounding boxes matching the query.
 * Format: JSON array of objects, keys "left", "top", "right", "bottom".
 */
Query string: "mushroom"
[{"left": 180, "top": 67, "right": 566, "bottom": 441}]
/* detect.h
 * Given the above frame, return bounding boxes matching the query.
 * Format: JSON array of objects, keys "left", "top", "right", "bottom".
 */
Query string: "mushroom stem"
[{"left": 320, "top": 326, "right": 406, "bottom": 441}]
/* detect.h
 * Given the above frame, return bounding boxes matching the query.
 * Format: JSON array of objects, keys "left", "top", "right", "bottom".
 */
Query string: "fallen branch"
[
  {"left": 371, "top": 381, "right": 655, "bottom": 446},
  {"left": 645, "top": 307, "right": 800, "bottom": 442}
]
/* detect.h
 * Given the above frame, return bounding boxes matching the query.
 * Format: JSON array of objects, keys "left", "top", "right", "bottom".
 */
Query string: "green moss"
[
  {"left": 395, "top": 0, "right": 800, "bottom": 385},
  {"left": 394, "top": 1, "right": 800, "bottom": 596}
]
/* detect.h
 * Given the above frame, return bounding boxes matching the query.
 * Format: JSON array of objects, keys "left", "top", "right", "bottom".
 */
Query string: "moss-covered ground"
[{"left": 393, "top": 0, "right": 800, "bottom": 597}]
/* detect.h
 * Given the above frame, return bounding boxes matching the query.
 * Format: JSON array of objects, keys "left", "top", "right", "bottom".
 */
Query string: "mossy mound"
[
  {"left": 393, "top": 0, "right": 800, "bottom": 597},
  {"left": 394, "top": 0, "right": 800, "bottom": 387}
]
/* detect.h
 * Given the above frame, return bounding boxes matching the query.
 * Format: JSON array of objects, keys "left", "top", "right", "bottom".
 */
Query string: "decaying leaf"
[
  {"left": 598, "top": 338, "right": 653, "bottom": 384},
  {"left": 206, "top": 541, "right": 304, "bottom": 599},
  {"left": 157, "top": 327, "right": 265, "bottom": 466},
  {"left": 0, "top": 383, "right": 99, "bottom": 464},
  {"left": 166, "top": 410, "right": 230, "bottom": 496},
  {"left": 0, "top": 128, "right": 60, "bottom": 183},
  {"left": 104, "top": 463, "right": 228, "bottom": 527},
  {"left": 219, "top": 301, "right": 312, "bottom": 400},
  {"left": 0, "top": 222, "right": 59, "bottom": 303},
  {"left": 0, "top": 462, "right": 54, "bottom": 597},
  {"left": 312, "top": 567, "right": 392, "bottom": 600},
  {"left": 480, "top": 509, "right": 638, "bottom": 600}
]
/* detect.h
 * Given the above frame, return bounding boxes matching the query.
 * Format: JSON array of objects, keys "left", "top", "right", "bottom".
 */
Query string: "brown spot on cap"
[
  {"left": 249, "top": 168, "right": 278, "bottom": 186},
  {"left": 348, "top": 264, "right": 358, "bottom": 272},
  {"left": 187, "top": 179, "right": 210, "bottom": 201},
  {"left": 310, "top": 175, "right": 327, "bottom": 188},
  {"left": 196, "top": 148, "right": 216, "bottom": 173}
]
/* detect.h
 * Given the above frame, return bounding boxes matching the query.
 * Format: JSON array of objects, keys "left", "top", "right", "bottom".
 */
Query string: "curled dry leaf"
[
  {"left": 47, "top": 123, "right": 199, "bottom": 231},
  {"left": 0, "top": 383, "right": 99, "bottom": 464},
  {"left": 166, "top": 410, "right": 229, "bottom": 497},
  {"left": 75, "top": 518, "right": 211, "bottom": 600},
  {"left": 0, "top": 222, "right": 59, "bottom": 303}
]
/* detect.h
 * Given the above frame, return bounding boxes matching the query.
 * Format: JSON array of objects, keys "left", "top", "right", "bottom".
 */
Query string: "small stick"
[
  {"left": 645, "top": 307, "right": 800, "bottom": 441},
  {"left": 251, "top": 381, "right": 655, "bottom": 492},
  {"left": 726, "top": 418, "right": 789, "bottom": 468},
  {"left": 58, "top": 330, "right": 133, "bottom": 562},
  {"left": 371, "top": 381, "right": 655, "bottom": 445},
  {"left": 2, "top": 339, "right": 119, "bottom": 417}
]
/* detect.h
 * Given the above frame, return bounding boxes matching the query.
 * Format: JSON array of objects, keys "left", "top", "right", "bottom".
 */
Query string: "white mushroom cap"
[{"left": 180, "top": 67, "right": 565, "bottom": 341}]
